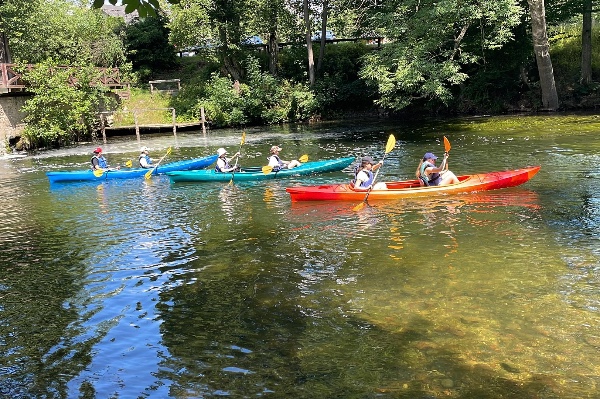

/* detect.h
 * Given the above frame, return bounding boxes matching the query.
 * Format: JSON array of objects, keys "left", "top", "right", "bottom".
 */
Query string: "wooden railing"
[{"left": 0, "top": 63, "right": 128, "bottom": 92}]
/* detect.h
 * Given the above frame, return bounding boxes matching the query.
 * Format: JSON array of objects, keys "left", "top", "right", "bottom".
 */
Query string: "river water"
[{"left": 1, "top": 115, "right": 599, "bottom": 398}]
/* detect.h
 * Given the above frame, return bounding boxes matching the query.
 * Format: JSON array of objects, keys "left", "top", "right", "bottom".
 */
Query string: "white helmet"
[
  {"left": 217, "top": 148, "right": 227, "bottom": 156},
  {"left": 140, "top": 146, "right": 149, "bottom": 153}
]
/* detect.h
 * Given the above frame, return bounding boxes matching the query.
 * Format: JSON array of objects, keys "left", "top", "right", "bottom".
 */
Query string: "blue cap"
[{"left": 423, "top": 152, "right": 437, "bottom": 160}]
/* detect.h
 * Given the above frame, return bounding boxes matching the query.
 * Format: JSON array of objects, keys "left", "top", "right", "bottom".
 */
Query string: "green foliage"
[
  {"left": 20, "top": 60, "right": 114, "bottom": 148},
  {"left": 360, "top": 0, "right": 524, "bottom": 111},
  {"left": 187, "top": 56, "right": 318, "bottom": 127},
  {"left": 124, "top": 14, "right": 178, "bottom": 81},
  {"left": 3, "top": 0, "right": 126, "bottom": 67}
]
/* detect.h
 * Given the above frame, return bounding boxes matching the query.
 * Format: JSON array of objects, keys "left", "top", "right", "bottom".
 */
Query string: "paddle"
[
  {"left": 443, "top": 136, "right": 451, "bottom": 153},
  {"left": 229, "top": 131, "right": 246, "bottom": 186},
  {"left": 442, "top": 136, "right": 451, "bottom": 172},
  {"left": 93, "top": 159, "right": 132, "bottom": 177},
  {"left": 352, "top": 134, "right": 396, "bottom": 211},
  {"left": 262, "top": 154, "right": 309, "bottom": 174},
  {"left": 145, "top": 147, "right": 172, "bottom": 179}
]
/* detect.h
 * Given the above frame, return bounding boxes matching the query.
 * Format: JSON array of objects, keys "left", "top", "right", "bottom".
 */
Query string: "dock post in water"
[
  {"left": 133, "top": 110, "right": 141, "bottom": 144},
  {"left": 201, "top": 106, "right": 206, "bottom": 136},
  {"left": 171, "top": 108, "right": 177, "bottom": 137}
]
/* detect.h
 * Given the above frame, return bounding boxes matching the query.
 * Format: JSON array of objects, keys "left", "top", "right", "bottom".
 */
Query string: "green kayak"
[{"left": 166, "top": 157, "right": 355, "bottom": 183}]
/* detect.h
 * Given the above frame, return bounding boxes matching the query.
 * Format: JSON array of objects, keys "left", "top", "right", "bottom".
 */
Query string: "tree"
[
  {"left": 303, "top": 0, "right": 315, "bottom": 86},
  {"left": 581, "top": 0, "right": 592, "bottom": 83},
  {"left": 124, "top": 13, "right": 177, "bottom": 79},
  {"left": 359, "top": 0, "right": 523, "bottom": 111},
  {"left": 527, "top": 0, "right": 559, "bottom": 109},
  {"left": 92, "top": 0, "right": 180, "bottom": 18}
]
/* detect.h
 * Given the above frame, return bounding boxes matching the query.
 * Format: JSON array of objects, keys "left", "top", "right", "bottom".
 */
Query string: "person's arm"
[
  {"left": 268, "top": 156, "right": 279, "bottom": 168},
  {"left": 92, "top": 158, "right": 100, "bottom": 170},
  {"left": 140, "top": 157, "right": 149, "bottom": 168},
  {"left": 372, "top": 160, "right": 384, "bottom": 171}
]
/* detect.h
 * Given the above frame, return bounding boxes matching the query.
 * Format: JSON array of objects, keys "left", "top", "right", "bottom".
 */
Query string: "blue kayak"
[
  {"left": 166, "top": 157, "right": 355, "bottom": 183},
  {"left": 47, "top": 154, "right": 218, "bottom": 183}
]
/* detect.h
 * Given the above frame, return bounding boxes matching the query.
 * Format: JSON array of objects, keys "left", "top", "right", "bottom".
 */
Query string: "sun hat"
[
  {"left": 361, "top": 156, "right": 375, "bottom": 164},
  {"left": 93, "top": 147, "right": 102, "bottom": 154},
  {"left": 217, "top": 148, "right": 228, "bottom": 156},
  {"left": 270, "top": 145, "right": 282, "bottom": 153},
  {"left": 140, "top": 146, "right": 149, "bottom": 153},
  {"left": 423, "top": 152, "right": 437, "bottom": 160}
]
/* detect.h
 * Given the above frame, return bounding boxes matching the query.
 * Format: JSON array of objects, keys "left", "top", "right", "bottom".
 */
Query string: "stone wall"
[{"left": 0, "top": 95, "right": 28, "bottom": 155}]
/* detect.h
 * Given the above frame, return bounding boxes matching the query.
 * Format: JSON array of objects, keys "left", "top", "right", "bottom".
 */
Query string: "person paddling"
[
  {"left": 138, "top": 147, "right": 153, "bottom": 168},
  {"left": 91, "top": 147, "right": 119, "bottom": 171},
  {"left": 215, "top": 147, "right": 241, "bottom": 172},
  {"left": 353, "top": 156, "right": 387, "bottom": 190},
  {"left": 267, "top": 145, "right": 301, "bottom": 171},
  {"left": 416, "top": 152, "right": 459, "bottom": 186}
]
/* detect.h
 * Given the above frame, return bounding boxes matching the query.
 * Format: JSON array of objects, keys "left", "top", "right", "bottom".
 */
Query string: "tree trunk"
[
  {"left": 317, "top": 0, "right": 328, "bottom": 72},
  {"left": 581, "top": 0, "right": 592, "bottom": 84},
  {"left": 268, "top": 29, "right": 279, "bottom": 76},
  {"left": 303, "top": 0, "right": 315, "bottom": 86},
  {"left": 527, "top": 0, "right": 559, "bottom": 110},
  {"left": 0, "top": 31, "right": 12, "bottom": 63},
  {"left": 267, "top": 2, "right": 279, "bottom": 76}
]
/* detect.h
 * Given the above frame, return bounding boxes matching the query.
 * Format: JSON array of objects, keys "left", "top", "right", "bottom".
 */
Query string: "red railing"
[{"left": 0, "top": 63, "right": 127, "bottom": 91}]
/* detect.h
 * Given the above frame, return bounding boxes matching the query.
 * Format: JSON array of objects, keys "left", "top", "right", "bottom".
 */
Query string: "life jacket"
[
  {"left": 419, "top": 161, "right": 440, "bottom": 186},
  {"left": 91, "top": 155, "right": 108, "bottom": 169},
  {"left": 215, "top": 156, "right": 232, "bottom": 172},
  {"left": 268, "top": 155, "right": 284, "bottom": 172},
  {"left": 355, "top": 169, "right": 374, "bottom": 189},
  {"left": 138, "top": 154, "right": 152, "bottom": 168}
]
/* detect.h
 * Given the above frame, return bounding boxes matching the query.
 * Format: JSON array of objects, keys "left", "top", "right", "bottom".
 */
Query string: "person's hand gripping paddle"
[
  {"left": 229, "top": 131, "right": 246, "bottom": 185},
  {"left": 145, "top": 147, "right": 172, "bottom": 179},
  {"left": 353, "top": 134, "right": 396, "bottom": 211}
]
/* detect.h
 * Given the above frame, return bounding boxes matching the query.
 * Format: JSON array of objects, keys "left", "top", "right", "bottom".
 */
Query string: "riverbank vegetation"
[{"left": 1, "top": 0, "right": 600, "bottom": 149}]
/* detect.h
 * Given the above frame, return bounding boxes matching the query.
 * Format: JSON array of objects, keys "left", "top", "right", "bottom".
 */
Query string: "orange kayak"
[{"left": 286, "top": 166, "right": 541, "bottom": 202}]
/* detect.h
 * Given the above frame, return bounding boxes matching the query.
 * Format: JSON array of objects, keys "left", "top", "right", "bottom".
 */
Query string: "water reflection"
[{"left": 4, "top": 119, "right": 600, "bottom": 398}]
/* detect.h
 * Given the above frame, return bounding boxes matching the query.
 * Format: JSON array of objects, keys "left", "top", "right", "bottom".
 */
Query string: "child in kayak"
[
  {"left": 416, "top": 152, "right": 459, "bottom": 186},
  {"left": 353, "top": 156, "right": 387, "bottom": 190},
  {"left": 215, "top": 147, "right": 241, "bottom": 172}
]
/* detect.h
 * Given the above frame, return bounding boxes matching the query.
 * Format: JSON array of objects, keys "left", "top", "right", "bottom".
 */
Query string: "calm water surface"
[{"left": 1, "top": 115, "right": 600, "bottom": 398}]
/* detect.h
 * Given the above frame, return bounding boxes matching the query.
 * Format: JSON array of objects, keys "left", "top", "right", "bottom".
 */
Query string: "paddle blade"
[
  {"left": 262, "top": 165, "right": 274, "bottom": 174},
  {"left": 93, "top": 168, "right": 105, "bottom": 177},
  {"left": 444, "top": 136, "right": 451, "bottom": 153},
  {"left": 166, "top": 147, "right": 172, "bottom": 156},
  {"left": 385, "top": 134, "right": 396, "bottom": 154},
  {"left": 299, "top": 154, "right": 309, "bottom": 163},
  {"left": 240, "top": 131, "right": 246, "bottom": 146},
  {"left": 352, "top": 201, "right": 367, "bottom": 212},
  {"left": 125, "top": 160, "right": 132, "bottom": 168},
  {"left": 144, "top": 169, "right": 153, "bottom": 179}
]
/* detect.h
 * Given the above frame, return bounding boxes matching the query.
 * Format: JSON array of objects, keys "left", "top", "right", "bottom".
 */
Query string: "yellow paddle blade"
[
  {"left": 125, "top": 160, "right": 132, "bottom": 168},
  {"left": 240, "top": 131, "right": 246, "bottom": 146},
  {"left": 262, "top": 165, "right": 274, "bottom": 174},
  {"left": 166, "top": 147, "right": 172, "bottom": 156},
  {"left": 93, "top": 168, "right": 105, "bottom": 177},
  {"left": 298, "top": 154, "right": 309, "bottom": 163},
  {"left": 385, "top": 134, "right": 396, "bottom": 154},
  {"left": 352, "top": 201, "right": 367, "bottom": 212},
  {"left": 144, "top": 169, "right": 153, "bottom": 179},
  {"left": 443, "top": 136, "right": 451, "bottom": 153}
]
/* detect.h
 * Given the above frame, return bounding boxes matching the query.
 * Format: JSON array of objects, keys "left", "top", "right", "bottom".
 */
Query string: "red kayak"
[{"left": 286, "top": 166, "right": 541, "bottom": 202}]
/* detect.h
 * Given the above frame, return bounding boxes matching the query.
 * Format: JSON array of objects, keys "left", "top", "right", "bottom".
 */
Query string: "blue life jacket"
[
  {"left": 91, "top": 155, "right": 108, "bottom": 169},
  {"left": 215, "top": 157, "right": 232, "bottom": 172},
  {"left": 268, "top": 155, "right": 284, "bottom": 172},
  {"left": 354, "top": 169, "right": 374, "bottom": 188},
  {"left": 139, "top": 154, "right": 152, "bottom": 168}
]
